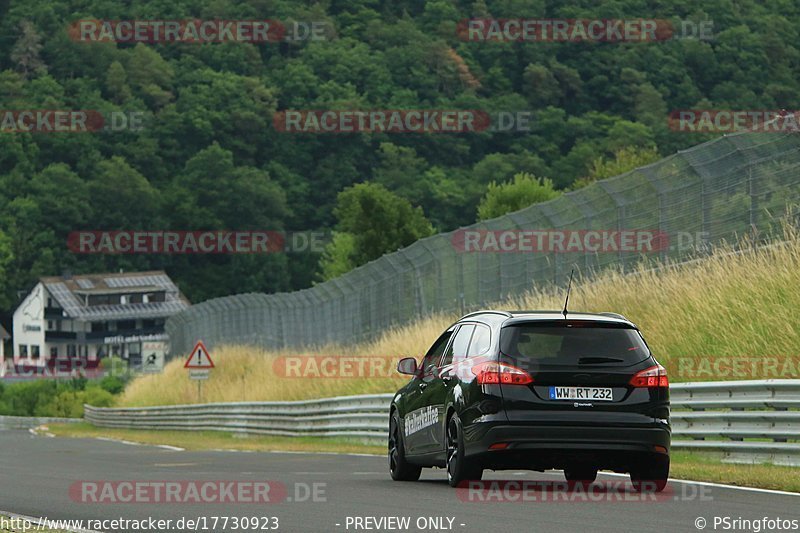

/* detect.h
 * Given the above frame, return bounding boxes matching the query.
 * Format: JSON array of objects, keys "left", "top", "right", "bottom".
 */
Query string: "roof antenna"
[{"left": 562, "top": 268, "right": 575, "bottom": 320}]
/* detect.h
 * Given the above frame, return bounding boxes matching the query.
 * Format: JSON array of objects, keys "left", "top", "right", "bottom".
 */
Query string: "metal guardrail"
[
  {"left": 84, "top": 394, "right": 394, "bottom": 440},
  {"left": 85, "top": 380, "right": 800, "bottom": 466},
  {"left": 670, "top": 380, "right": 800, "bottom": 466},
  {"left": 0, "top": 415, "right": 81, "bottom": 429}
]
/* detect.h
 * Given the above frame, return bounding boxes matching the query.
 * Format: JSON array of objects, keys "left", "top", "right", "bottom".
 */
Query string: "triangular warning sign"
[{"left": 184, "top": 341, "right": 214, "bottom": 369}]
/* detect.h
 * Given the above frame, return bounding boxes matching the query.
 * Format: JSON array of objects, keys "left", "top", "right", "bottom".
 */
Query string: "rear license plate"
[{"left": 549, "top": 386, "right": 613, "bottom": 401}]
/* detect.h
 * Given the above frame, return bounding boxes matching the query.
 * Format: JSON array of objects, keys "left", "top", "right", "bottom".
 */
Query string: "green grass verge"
[
  {"left": 669, "top": 450, "right": 800, "bottom": 492},
  {"left": 47, "top": 422, "right": 386, "bottom": 455},
  {"left": 47, "top": 423, "right": 799, "bottom": 492}
]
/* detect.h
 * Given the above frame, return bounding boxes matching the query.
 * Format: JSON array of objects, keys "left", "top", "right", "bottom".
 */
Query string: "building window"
[
  {"left": 50, "top": 346, "right": 58, "bottom": 358},
  {"left": 88, "top": 294, "right": 114, "bottom": 306},
  {"left": 31, "top": 345, "right": 40, "bottom": 359},
  {"left": 130, "top": 293, "right": 143, "bottom": 304},
  {"left": 67, "top": 345, "right": 77, "bottom": 357},
  {"left": 19, "top": 344, "right": 28, "bottom": 357},
  {"left": 117, "top": 320, "right": 135, "bottom": 331},
  {"left": 48, "top": 320, "right": 54, "bottom": 330},
  {"left": 91, "top": 322, "right": 107, "bottom": 332}
]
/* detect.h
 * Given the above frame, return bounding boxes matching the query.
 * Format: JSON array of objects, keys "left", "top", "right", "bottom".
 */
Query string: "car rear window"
[{"left": 499, "top": 321, "right": 650, "bottom": 367}]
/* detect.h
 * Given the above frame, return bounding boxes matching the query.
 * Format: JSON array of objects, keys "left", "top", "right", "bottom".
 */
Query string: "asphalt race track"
[{"left": 1, "top": 429, "right": 798, "bottom": 533}]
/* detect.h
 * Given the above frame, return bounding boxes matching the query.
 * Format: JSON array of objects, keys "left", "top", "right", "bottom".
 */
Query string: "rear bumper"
[{"left": 464, "top": 422, "right": 671, "bottom": 471}]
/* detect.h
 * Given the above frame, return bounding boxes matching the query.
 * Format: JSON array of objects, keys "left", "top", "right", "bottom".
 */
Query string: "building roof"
[{"left": 40, "top": 270, "right": 190, "bottom": 321}]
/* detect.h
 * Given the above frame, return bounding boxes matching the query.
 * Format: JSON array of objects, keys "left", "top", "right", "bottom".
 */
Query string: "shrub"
[
  {"left": 98, "top": 375, "right": 126, "bottom": 395},
  {"left": 84, "top": 386, "right": 115, "bottom": 408},
  {"left": 4, "top": 380, "right": 58, "bottom": 416}
]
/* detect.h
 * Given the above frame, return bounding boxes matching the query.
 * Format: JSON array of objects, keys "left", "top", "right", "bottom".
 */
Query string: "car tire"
[
  {"left": 446, "top": 415, "right": 483, "bottom": 487},
  {"left": 630, "top": 455, "right": 669, "bottom": 492},
  {"left": 564, "top": 468, "right": 598, "bottom": 489},
  {"left": 389, "top": 411, "right": 422, "bottom": 481}
]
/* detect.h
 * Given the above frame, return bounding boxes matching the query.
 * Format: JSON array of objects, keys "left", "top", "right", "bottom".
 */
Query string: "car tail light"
[
  {"left": 472, "top": 362, "right": 533, "bottom": 385},
  {"left": 629, "top": 364, "right": 669, "bottom": 388}
]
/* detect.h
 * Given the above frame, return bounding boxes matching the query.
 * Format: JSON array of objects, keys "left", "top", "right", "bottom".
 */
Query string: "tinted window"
[
  {"left": 442, "top": 324, "right": 474, "bottom": 366},
  {"left": 500, "top": 321, "right": 649, "bottom": 367},
  {"left": 421, "top": 331, "right": 452, "bottom": 375},
  {"left": 467, "top": 324, "right": 491, "bottom": 357}
]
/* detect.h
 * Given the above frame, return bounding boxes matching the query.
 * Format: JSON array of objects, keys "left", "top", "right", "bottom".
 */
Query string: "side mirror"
[{"left": 396, "top": 357, "right": 418, "bottom": 375}]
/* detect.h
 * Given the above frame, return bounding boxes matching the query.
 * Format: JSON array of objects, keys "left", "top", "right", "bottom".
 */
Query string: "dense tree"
[
  {"left": 0, "top": 0, "right": 796, "bottom": 306},
  {"left": 319, "top": 182, "right": 434, "bottom": 280},
  {"left": 0, "top": 229, "right": 13, "bottom": 309},
  {"left": 319, "top": 232, "right": 357, "bottom": 281},
  {"left": 572, "top": 146, "right": 662, "bottom": 190},
  {"left": 477, "top": 173, "right": 561, "bottom": 221},
  {"left": 10, "top": 20, "right": 47, "bottom": 79}
]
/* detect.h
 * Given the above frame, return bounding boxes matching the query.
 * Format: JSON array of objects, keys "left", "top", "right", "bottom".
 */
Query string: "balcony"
[
  {"left": 44, "top": 306, "right": 65, "bottom": 319},
  {"left": 45, "top": 331, "right": 77, "bottom": 341}
]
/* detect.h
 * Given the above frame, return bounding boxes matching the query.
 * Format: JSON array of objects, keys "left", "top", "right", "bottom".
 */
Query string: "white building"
[
  {"left": 11, "top": 270, "right": 189, "bottom": 373},
  {"left": 0, "top": 325, "right": 9, "bottom": 377}
]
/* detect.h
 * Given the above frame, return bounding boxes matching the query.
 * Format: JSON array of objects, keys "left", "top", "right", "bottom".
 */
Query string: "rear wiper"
[{"left": 578, "top": 357, "right": 625, "bottom": 364}]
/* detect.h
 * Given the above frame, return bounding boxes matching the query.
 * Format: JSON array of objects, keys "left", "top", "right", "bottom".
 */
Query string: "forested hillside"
[{"left": 1, "top": 0, "right": 797, "bottom": 308}]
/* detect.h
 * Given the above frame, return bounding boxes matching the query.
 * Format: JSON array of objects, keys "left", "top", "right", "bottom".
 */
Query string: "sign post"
[
  {"left": 142, "top": 341, "right": 166, "bottom": 374},
  {"left": 184, "top": 341, "right": 214, "bottom": 402}
]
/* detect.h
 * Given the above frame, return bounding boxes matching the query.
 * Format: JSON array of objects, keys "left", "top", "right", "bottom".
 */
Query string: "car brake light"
[
  {"left": 629, "top": 364, "right": 669, "bottom": 388},
  {"left": 472, "top": 362, "right": 533, "bottom": 385}
]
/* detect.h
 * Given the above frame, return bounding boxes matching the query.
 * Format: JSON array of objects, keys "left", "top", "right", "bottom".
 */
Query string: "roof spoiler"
[{"left": 598, "top": 312, "right": 629, "bottom": 321}]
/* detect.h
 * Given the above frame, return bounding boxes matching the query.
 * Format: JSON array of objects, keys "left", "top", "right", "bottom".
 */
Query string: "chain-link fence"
[{"left": 167, "top": 131, "right": 800, "bottom": 355}]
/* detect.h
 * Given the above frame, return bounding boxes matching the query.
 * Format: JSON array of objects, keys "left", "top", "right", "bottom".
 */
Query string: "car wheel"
[
  {"left": 389, "top": 412, "right": 422, "bottom": 481},
  {"left": 630, "top": 455, "right": 669, "bottom": 492},
  {"left": 564, "top": 468, "right": 598, "bottom": 489},
  {"left": 446, "top": 415, "right": 482, "bottom": 487}
]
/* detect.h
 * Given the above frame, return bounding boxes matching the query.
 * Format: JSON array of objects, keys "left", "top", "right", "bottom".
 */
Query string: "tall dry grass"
[{"left": 119, "top": 233, "right": 800, "bottom": 406}]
